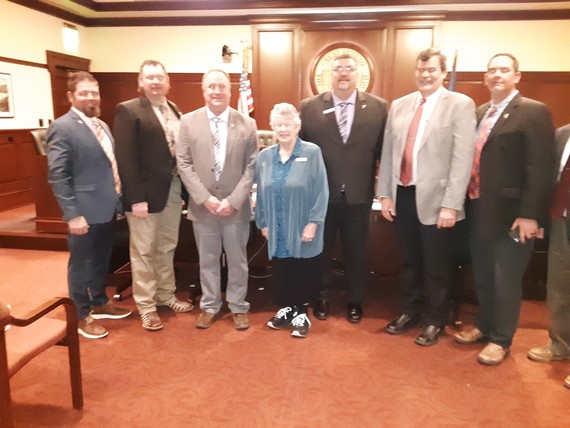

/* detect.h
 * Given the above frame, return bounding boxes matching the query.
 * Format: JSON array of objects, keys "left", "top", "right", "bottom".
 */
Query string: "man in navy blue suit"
[{"left": 48, "top": 71, "right": 131, "bottom": 339}]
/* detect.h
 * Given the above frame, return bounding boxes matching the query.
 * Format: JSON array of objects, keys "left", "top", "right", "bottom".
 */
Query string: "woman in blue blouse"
[{"left": 255, "top": 103, "right": 329, "bottom": 338}]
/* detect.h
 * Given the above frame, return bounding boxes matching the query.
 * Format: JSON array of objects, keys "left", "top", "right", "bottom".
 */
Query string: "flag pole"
[{"left": 448, "top": 49, "right": 458, "bottom": 92}]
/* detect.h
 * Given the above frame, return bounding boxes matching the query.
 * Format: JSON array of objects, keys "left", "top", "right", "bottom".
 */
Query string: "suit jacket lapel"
[
  {"left": 321, "top": 92, "right": 342, "bottom": 144},
  {"left": 139, "top": 96, "right": 171, "bottom": 153},
  {"left": 347, "top": 91, "right": 366, "bottom": 144},
  {"left": 487, "top": 93, "right": 521, "bottom": 141},
  {"left": 396, "top": 95, "right": 419, "bottom": 162},
  {"left": 556, "top": 127, "right": 570, "bottom": 163},
  {"left": 226, "top": 109, "right": 237, "bottom": 159},
  {"left": 418, "top": 89, "right": 448, "bottom": 150}
]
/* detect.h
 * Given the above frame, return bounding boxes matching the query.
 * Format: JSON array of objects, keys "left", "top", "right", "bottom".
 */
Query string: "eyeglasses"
[
  {"left": 144, "top": 75, "right": 166, "bottom": 82},
  {"left": 333, "top": 66, "right": 357, "bottom": 73},
  {"left": 76, "top": 90, "right": 100, "bottom": 98},
  {"left": 416, "top": 67, "right": 439, "bottom": 74}
]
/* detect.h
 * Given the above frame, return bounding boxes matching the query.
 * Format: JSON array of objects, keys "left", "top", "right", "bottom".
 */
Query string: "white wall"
[
  {"left": 0, "top": 61, "right": 52, "bottom": 130},
  {"left": 440, "top": 20, "right": 570, "bottom": 72},
  {"left": 86, "top": 26, "right": 252, "bottom": 73}
]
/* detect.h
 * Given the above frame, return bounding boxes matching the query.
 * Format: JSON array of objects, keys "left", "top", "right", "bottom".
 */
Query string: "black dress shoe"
[
  {"left": 346, "top": 303, "right": 363, "bottom": 323},
  {"left": 414, "top": 324, "right": 442, "bottom": 346},
  {"left": 385, "top": 313, "right": 420, "bottom": 335},
  {"left": 313, "top": 299, "right": 329, "bottom": 320}
]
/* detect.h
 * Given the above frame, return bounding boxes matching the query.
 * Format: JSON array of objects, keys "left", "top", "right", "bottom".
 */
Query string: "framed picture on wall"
[{"left": 0, "top": 73, "right": 15, "bottom": 118}]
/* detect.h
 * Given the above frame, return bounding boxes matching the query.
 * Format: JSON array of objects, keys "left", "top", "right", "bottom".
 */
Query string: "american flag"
[{"left": 238, "top": 68, "right": 254, "bottom": 116}]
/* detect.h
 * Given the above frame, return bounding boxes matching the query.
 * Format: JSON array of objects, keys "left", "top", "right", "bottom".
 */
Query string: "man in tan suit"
[
  {"left": 376, "top": 48, "right": 476, "bottom": 346},
  {"left": 177, "top": 69, "right": 257, "bottom": 330}
]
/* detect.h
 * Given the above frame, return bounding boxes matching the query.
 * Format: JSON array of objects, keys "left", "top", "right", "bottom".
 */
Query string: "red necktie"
[
  {"left": 467, "top": 107, "right": 497, "bottom": 199},
  {"left": 400, "top": 97, "right": 426, "bottom": 186}
]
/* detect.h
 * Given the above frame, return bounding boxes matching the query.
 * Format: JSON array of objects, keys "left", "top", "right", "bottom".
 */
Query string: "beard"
[{"left": 84, "top": 104, "right": 101, "bottom": 118}]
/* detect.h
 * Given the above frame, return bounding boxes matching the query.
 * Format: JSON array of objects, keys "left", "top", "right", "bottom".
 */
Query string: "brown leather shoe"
[
  {"left": 78, "top": 316, "right": 108, "bottom": 339},
  {"left": 91, "top": 302, "right": 132, "bottom": 320},
  {"left": 528, "top": 344, "right": 570, "bottom": 362},
  {"left": 477, "top": 343, "right": 510, "bottom": 365},
  {"left": 196, "top": 311, "right": 217, "bottom": 329},
  {"left": 454, "top": 327, "right": 487, "bottom": 345},
  {"left": 233, "top": 313, "right": 250, "bottom": 330},
  {"left": 141, "top": 311, "right": 163, "bottom": 331}
]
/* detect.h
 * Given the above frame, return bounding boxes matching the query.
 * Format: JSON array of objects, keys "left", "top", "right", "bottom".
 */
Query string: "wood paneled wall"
[
  {"left": 453, "top": 72, "right": 570, "bottom": 128},
  {"left": 0, "top": 129, "right": 36, "bottom": 212},
  {"left": 251, "top": 22, "right": 440, "bottom": 129},
  {"left": 94, "top": 72, "right": 247, "bottom": 128}
]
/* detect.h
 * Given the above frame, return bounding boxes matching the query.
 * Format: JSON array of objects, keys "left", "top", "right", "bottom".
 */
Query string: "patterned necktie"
[
  {"left": 467, "top": 106, "right": 498, "bottom": 199},
  {"left": 92, "top": 118, "right": 121, "bottom": 194},
  {"left": 337, "top": 102, "right": 351, "bottom": 143},
  {"left": 211, "top": 117, "right": 223, "bottom": 181},
  {"left": 400, "top": 97, "right": 426, "bottom": 186},
  {"left": 159, "top": 104, "right": 178, "bottom": 157}
]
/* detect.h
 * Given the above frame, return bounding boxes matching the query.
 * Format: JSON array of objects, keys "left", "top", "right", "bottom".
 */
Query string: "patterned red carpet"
[{"left": 1, "top": 249, "right": 568, "bottom": 427}]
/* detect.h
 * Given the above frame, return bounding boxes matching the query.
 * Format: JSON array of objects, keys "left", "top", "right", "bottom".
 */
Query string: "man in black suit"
[
  {"left": 114, "top": 60, "right": 193, "bottom": 332},
  {"left": 527, "top": 123, "right": 570, "bottom": 387},
  {"left": 455, "top": 53, "right": 555, "bottom": 365},
  {"left": 48, "top": 71, "right": 131, "bottom": 339},
  {"left": 299, "top": 54, "right": 388, "bottom": 323}
]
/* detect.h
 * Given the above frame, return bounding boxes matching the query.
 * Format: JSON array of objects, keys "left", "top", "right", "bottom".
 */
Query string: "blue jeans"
[{"left": 67, "top": 221, "right": 114, "bottom": 320}]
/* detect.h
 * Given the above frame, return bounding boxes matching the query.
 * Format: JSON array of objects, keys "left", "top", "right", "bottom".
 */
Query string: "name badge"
[
  {"left": 295, "top": 157, "right": 308, "bottom": 162},
  {"left": 323, "top": 107, "right": 335, "bottom": 115}
]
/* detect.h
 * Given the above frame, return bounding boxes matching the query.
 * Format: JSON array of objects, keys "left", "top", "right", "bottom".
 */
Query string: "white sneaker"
[{"left": 291, "top": 313, "right": 311, "bottom": 338}]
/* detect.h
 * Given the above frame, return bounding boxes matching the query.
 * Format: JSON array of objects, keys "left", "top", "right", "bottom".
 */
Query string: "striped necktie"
[
  {"left": 92, "top": 118, "right": 121, "bottom": 194},
  {"left": 211, "top": 117, "right": 223, "bottom": 181},
  {"left": 337, "top": 102, "right": 351, "bottom": 143}
]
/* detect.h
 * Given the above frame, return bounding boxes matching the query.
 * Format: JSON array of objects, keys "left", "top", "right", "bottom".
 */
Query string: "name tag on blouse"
[{"left": 295, "top": 157, "right": 308, "bottom": 162}]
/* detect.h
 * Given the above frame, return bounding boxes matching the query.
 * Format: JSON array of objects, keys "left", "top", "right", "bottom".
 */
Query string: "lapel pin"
[
  {"left": 503, "top": 113, "right": 510, "bottom": 119},
  {"left": 362, "top": 104, "right": 367, "bottom": 109},
  {"left": 77, "top": 120, "right": 84, "bottom": 125}
]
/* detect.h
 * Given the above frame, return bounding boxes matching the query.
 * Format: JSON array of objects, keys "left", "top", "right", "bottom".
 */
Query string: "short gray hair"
[{"left": 269, "top": 103, "right": 301, "bottom": 127}]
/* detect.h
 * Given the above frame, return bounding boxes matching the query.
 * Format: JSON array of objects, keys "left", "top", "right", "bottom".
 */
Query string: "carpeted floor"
[{"left": 1, "top": 248, "right": 568, "bottom": 428}]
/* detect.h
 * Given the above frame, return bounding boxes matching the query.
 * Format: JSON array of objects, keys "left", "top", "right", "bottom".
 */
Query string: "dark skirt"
[{"left": 271, "top": 255, "right": 322, "bottom": 307}]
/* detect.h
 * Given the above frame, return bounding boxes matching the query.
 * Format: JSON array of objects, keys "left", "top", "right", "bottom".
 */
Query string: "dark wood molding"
[
  {"left": 70, "top": 0, "right": 570, "bottom": 12},
  {"left": 9, "top": 1, "right": 570, "bottom": 26},
  {"left": 45, "top": 51, "right": 90, "bottom": 75},
  {"left": 9, "top": 0, "right": 89, "bottom": 26},
  {"left": 0, "top": 56, "right": 46, "bottom": 69}
]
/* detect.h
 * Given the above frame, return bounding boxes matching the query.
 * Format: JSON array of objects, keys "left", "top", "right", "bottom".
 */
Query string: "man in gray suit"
[
  {"left": 48, "top": 71, "right": 131, "bottom": 339},
  {"left": 177, "top": 69, "right": 257, "bottom": 330},
  {"left": 377, "top": 48, "right": 476, "bottom": 346}
]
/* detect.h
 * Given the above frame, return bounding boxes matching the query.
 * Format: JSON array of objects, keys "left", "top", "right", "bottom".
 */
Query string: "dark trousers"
[
  {"left": 319, "top": 199, "right": 370, "bottom": 304},
  {"left": 469, "top": 199, "right": 534, "bottom": 348},
  {"left": 546, "top": 219, "right": 570, "bottom": 357},
  {"left": 272, "top": 256, "right": 322, "bottom": 308},
  {"left": 394, "top": 186, "right": 455, "bottom": 327},
  {"left": 67, "top": 221, "right": 114, "bottom": 320}
]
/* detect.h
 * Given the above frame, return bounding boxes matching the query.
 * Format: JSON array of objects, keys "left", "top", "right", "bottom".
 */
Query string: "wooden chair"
[{"left": 0, "top": 297, "right": 83, "bottom": 428}]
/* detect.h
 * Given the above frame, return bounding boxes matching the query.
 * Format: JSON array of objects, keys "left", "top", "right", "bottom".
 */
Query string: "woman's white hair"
[{"left": 270, "top": 103, "right": 301, "bottom": 127}]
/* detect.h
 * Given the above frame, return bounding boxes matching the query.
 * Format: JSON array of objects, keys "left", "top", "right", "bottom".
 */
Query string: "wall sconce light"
[
  {"left": 62, "top": 22, "right": 79, "bottom": 54},
  {"left": 222, "top": 45, "right": 238, "bottom": 63}
]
